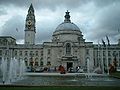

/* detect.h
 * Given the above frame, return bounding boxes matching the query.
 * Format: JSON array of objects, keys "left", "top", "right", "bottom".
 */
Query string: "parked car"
[{"left": 35, "top": 67, "right": 44, "bottom": 72}]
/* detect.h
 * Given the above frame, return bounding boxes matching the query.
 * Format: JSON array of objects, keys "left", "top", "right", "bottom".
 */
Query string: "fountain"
[
  {"left": 0, "top": 57, "right": 120, "bottom": 86},
  {"left": 0, "top": 57, "right": 7, "bottom": 84},
  {"left": 0, "top": 57, "right": 26, "bottom": 84},
  {"left": 19, "top": 59, "right": 26, "bottom": 78},
  {"left": 85, "top": 58, "right": 91, "bottom": 78},
  {"left": 8, "top": 58, "right": 18, "bottom": 83}
]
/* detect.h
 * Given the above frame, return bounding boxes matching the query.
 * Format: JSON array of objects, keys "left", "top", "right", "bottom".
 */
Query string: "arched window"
[
  {"left": 47, "top": 61, "right": 51, "bottom": 66},
  {"left": 40, "top": 61, "right": 43, "bottom": 66},
  {"left": 66, "top": 43, "right": 71, "bottom": 55},
  {"left": 24, "top": 58, "right": 28, "bottom": 66}
]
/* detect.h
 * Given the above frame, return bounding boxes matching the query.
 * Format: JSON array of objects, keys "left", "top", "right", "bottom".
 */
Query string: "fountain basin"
[{"left": 6, "top": 73, "right": 120, "bottom": 86}]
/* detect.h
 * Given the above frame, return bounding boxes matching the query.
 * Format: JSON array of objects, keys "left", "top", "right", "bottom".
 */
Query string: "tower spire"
[
  {"left": 25, "top": 4, "right": 36, "bottom": 45},
  {"left": 64, "top": 10, "right": 71, "bottom": 22},
  {"left": 28, "top": 3, "right": 34, "bottom": 13}
]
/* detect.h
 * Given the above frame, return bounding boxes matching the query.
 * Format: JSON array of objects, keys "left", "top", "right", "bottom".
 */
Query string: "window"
[
  {"left": 40, "top": 57, "right": 43, "bottom": 61},
  {"left": 0, "top": 50, "right": 2, "bottom": 56},
  {"left": 108, "top": 58, "right": 111, "bottom": 65},
  {"left": 108, "top": 51, "right": 111, "bottom": 56},
  {"left": 103, "top": 51, "right": 105, "bottom": 56},
  {"left": 103, "top": 58, "right": 106, "bottom": 66},
  {"left": 25, "top": 61, "right": 27, "bottom": 66},
  {"left": 119, "top": 59, "right": 120, "bottom": 67},
  {"left": 24, "top": 58, "right": 28, "bottom": 66},
  {"left": 119, "top": 51, "right": 120, "bottom": 57},
  {"left": 86, "top": 49, "right": 89, "bottom": 55},
  {"left": 40, "top": 61, "right": 43, "bottom": 66},
  {"left": 77, "top": 37, "right": 80, "bottom": 42},
  {"left": 25, "top": 51, "right": 28, "bottom": 56},
  {"left": 29, "top": 58, "right": 33, "bottom": 66},
  {"left": 35, "top": 51, "right": 38, "bottom": 56},
  {"left": 41, "top": 51, "right": 43, "bottom": 56},
  {"left": 15, "top": 51, "right": 17, "bottom": 56},
  {"left": 74, "top": 49, "right": 77, "bottom": 55},
  {"left": 30, "top": 51, "right": 33, "bottom": 56},
  {"left": 113, "top": 51, "right": 116, "bottom": 56},
  {"left": 66, "top": 43, "right": 71, "bottom": 55},
  {"left": 47, "top": 61, "right": 51, "bottom": 66},
  {"left": 19, "top": 51, "right": 22, "bottom": 56},
  {"left": 48, "top": 49, "right": 50, "bottom": 55}
]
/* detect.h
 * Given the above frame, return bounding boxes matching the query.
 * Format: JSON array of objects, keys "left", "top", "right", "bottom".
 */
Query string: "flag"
[
  {"left": 118, "top": 29, "right": 120, "bottom": 32},
  {"left": 98, "top": 40, "right": 101, "bottom": 48},
  {"left": 16, "top": 28, "right": 18, "bottom": 32},
  {"left": 106, "top": 35, "right": 110, "bottom": 46},
  {"left": 102, "top": 39, "right": 106, "bottom": 47}
]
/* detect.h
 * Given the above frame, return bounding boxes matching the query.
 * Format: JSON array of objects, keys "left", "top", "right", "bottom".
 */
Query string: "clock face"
[
  {"left": 27, "top": 20, "right": 32, "bottom": 29},
  {"left": 27, "top": 20, "right": 32, "bottom": 25}
]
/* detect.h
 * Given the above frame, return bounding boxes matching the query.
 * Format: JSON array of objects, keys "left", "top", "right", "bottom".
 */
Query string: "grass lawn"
[{"left": 0, "top": 86, "right": 120, "bottom": 90}]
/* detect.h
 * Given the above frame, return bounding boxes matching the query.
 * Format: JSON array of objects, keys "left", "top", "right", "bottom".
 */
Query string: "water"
[
  {"left": 11, "top": 74, "right": 120, "bottom": 86},
  {"left": 0, "top": 57, "right": 7, "bottom": 84},
  {"left": 0, "top": 57, "right": 120, "bottom": 86},
  {"left": 0, "top": 57, "right": 26, "bottom": 84}
]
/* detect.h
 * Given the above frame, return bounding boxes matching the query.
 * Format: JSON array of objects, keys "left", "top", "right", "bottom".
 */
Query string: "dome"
[
  {"left": 52, "top": 11, "right": 84, "bottom": 42},
  {"left": 55, "top": 22, "right": 80, "bottom": 31},
  {"left": 55, "top": 10, "right": 81, "bottom": 32}
]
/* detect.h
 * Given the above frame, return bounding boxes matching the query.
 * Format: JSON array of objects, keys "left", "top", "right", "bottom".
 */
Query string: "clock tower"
[{"left": 24, "top": 4, "right": 36, "bottom": 45}]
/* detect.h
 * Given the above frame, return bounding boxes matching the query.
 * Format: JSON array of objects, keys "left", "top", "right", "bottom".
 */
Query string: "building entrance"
[{"left": 67, "top": 62, "right": 73, "bottom": 71}]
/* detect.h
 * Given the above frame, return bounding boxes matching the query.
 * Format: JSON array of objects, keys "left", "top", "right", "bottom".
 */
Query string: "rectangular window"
[
  {"left": 41, "top": 51, "right": 43, "bottom": 56},
  {"left": 40, "top": 61, "right": 43, "bottom": 66},
  {"left": 103, "top": 51, "right": 105, "bottom": 56},
  {"left": 86, "top": 49, "right": 89, "bottom": 55},
  {"left": 103, "top": 58, "right": 106, "bottom": 65},
  {"left": 119, "top": 51, "right": 120, "bottom": 57},
  {"left": 19, "top": 51, "right": 22, "bottom": 56},
  {"left": 35, "top": 51, "right": 38, "bottom": 56},
  {"left": 0, "top": 50, "right": 2, "bottom": 56},
  {"left": 15, "top": 51, "right": 17, "bottom": 56},
  {"left": 25, "top": 51, "right": 28, "bottom": 56},
  {"left": 48, "top": 49, "right": 51, "bottom": 55},
  {"left": 108, "top": 58, "right": 111, "bottom": 65},
  {"left": 119, "top": 59, "right": 120, "bottom": 67},
  {"left": 108, "top": 51, "right": 111, "bottom": 56},
  {"left": 30, "top": 51, "right": 33, "bottom": 56},
  {"left": 5, "top": 50, "right": 8, "bottom": 56},
  {"left": 113, "top": 51, "right": 116, "bottom": 56}
]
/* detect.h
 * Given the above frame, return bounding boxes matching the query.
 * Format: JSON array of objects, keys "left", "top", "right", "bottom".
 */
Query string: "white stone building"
[{"left": 0, "top": 4, "right": 120, "bottom": 72}]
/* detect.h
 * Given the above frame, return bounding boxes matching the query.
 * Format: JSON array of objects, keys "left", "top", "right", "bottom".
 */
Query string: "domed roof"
[
  {"left": 55, "top": 10, "right": 80, "bottom": 32},
  {"left": 56, "top": 22, "right": 80, "bottom": 31}
]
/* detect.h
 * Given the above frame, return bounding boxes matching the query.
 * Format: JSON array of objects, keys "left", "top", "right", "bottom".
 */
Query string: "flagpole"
[
  {"left": 106, "top": 45, "right": 109, "bottom": 75},
  {"left": 101, "top": 45, "right": 104, "bottom": 74},
  {"left": 106, "top": 35, "right": 110, "bottom": 75},
  {"left": 102, "top": 39, "right": 106, "bottom": 74},
  {"left": 98, "top": 41, "right": 100, "bottom": 67}
]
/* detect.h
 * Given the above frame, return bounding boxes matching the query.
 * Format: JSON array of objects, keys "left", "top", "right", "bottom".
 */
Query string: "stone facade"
[{"left": 0, "top": 4, "right": 120, "bottom": 72}]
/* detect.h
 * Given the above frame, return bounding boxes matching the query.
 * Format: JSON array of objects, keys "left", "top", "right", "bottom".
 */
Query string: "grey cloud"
[
  {"left": 1, "top": 15, "right": 25, "bottom": 43},
  {"left": 35, "top": 20, "right": 58, "bottom": 44},
  {"left": 0, "top": 0, "right": 91, "bottom": 11},
  {"left": 0, "top": 0, "right": 29, "bottom": 7},
  {"left": 86, "top": 3, "right": 120, "bottom": 43},
  {"left": 0, "top": 8, "right": 7, "bottom": 15},
  {"left": 1, "top": 0, "right": 120, "bottom": 44},
  {"left": 93, "top": 0, "right": 120, "bottom": 7}
]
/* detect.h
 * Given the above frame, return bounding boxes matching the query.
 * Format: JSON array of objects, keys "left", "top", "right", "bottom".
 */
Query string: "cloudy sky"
[{"left": 0, "top": 0, "right": 120, "bottom": 44}]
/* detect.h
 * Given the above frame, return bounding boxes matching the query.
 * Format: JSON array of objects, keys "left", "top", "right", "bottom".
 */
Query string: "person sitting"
[{"left": 58, "top": 65, "right": 66, "bottom": 74}]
